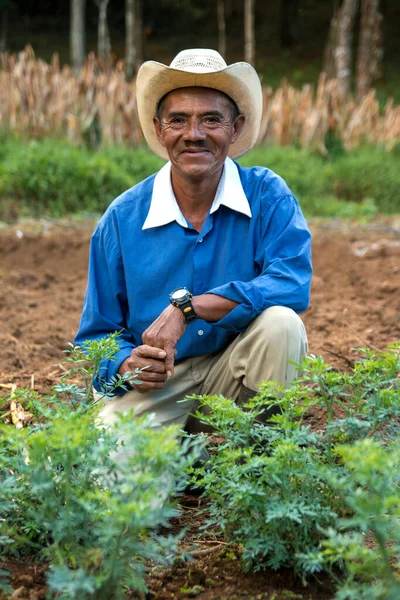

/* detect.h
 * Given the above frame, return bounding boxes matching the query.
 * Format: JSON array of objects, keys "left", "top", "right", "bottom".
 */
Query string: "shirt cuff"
[
  {"left": 211, "top": 302, "right": 257, "bottom": 332},
  {"left": 94, "top": 346, "right": 134, "bottom": 396},
  {"left": 205, "top": 280, "right": 263, "bottom": 332}
]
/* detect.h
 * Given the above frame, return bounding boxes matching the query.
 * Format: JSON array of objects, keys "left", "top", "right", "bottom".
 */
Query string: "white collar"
[{"left": 142, "top": 157, "right": 252, "bottom": 230}]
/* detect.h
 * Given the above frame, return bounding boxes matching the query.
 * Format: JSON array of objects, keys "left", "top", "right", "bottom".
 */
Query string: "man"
[{"left": 75, "top": 48, "right": 312, "bottom": 429}]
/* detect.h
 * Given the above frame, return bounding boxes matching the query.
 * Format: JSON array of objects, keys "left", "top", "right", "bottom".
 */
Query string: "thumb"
[{"left": 164, "top": 344, "right": 175, "bottom": 378}]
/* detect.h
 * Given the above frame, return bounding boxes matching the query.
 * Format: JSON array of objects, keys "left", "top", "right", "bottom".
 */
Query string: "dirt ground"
[{"left": 0, "top": 217, "right": 400, "bottom": 599}]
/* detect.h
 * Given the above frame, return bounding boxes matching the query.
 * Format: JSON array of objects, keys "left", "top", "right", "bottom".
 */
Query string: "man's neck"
[{"left": 171, "top": 167, "right": 223, "bottom": 232}]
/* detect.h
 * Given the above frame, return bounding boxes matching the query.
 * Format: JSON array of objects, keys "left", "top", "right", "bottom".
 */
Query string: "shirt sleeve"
[
  {"left": 207, "top": 194, "right": 312, "bottom": 332},
  {"left": 74, "top": 213, "right": 135, "bottom": 394}
]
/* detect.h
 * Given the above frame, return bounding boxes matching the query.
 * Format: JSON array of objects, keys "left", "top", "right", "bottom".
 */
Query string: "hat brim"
[{"left": 136, "top": 61, "right": 263, "bottom": 160}]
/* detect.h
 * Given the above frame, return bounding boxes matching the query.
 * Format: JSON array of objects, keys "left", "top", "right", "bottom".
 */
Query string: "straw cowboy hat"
[{"left": 136, "top": 48, "right": 263, "bottom": 160}]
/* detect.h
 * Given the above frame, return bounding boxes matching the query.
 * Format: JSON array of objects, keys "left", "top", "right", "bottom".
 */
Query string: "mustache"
[{"left": 182, "top": 141, "right": 207, "bottom": 149}]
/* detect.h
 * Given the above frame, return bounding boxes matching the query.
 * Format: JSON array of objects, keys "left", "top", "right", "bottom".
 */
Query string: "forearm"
[{"left": 192, "top": 294, "right": 238, "bottom": 322}]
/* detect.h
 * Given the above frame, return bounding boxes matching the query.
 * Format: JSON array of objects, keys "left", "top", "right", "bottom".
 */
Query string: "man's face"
[{"left": 153, "top": 87, "right": 245, "bottom": 181}]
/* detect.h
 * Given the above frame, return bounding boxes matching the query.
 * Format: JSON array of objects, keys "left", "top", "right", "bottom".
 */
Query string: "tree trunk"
[
  {"left": 95, "top": 0, "right": 111, "bottom": 66},
  {"left": 323, "top": 5, "right": 339, "bottom": 78},
  {"left": 356, "top": 0, "right": 381, "bottom": 99},
  {"left": 70, "top": 0, "right": 86, "bottom": 72},
  {"left": 280, "top": 0, "right": 298, "bottom": 48},
  {"left": 335, "top": 0, "right": 359, "bottom": 97},
  {"left": 217, "top": 0, "right": 226, "bottom": 58},
  {"left": 125, "top": 0, "right": 136, "bottom": 79},
  {"left": 135, "top": 0, "right": 143, "bottom": 70},
  {"left": 369, "top": 0, "right": 383, "bottom": 83},
  {"left": 244, "top": 0, "right": 255, "bottom": 65}
]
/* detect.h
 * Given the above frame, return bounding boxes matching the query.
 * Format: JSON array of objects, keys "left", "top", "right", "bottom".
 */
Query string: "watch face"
[{"left": 171, "top": 288, "right": 187, "bottom": 301}]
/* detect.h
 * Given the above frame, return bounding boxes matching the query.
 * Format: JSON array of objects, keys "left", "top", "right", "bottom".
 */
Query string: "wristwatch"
[{"left": 169, "top": 287, "right": 198, "bottom": 324}]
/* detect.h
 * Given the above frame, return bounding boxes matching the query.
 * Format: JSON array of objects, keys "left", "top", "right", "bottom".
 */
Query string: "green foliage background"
[{"left": 0, "top": 137, "right": 399, "bottom": 220}]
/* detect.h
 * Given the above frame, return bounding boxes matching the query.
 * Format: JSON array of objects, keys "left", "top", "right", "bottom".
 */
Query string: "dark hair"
[{"left": 156, "top": 88, "right": 240, "bottom": 122}]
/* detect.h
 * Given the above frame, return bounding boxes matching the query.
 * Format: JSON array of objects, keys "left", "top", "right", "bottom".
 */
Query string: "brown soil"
[{"left": 0, "top": 218, "right": 399, "bottom": 600}]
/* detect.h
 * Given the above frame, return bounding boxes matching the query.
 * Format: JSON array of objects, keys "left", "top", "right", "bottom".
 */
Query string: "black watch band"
[{"left": 169, "top": 287, "right": 198, "bottom": 324}]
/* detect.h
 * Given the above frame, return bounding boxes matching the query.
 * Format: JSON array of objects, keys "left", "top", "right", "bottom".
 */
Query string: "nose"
[{"left": 183, "top": 117, "right": 206, "bottom": 141}]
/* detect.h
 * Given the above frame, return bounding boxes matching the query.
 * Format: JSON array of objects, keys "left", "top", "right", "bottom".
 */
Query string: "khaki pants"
[{"left": 99, "top": 306, "right": 308, "bottom": 430}]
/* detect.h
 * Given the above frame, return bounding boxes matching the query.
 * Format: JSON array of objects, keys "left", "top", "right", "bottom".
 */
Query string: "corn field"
[{"left": 1, "top": 46, "right": 399, "bottom": 153}]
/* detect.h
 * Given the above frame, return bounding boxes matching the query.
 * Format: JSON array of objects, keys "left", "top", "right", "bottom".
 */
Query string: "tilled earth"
[{"left": 0, "top": 217, "right": 399, "bottom": 599}]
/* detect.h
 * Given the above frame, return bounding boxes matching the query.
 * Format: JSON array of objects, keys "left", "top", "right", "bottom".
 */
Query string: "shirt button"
[
  {"left": 198, "top": 238, "right": 203, "bottom": 243},
  {"left": 198, "top": 329, "right": 204, "bottom": 336}
]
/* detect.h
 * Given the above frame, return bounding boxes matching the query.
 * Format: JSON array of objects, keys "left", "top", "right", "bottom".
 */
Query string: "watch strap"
[{"left": 179, "top": 298, "right": 198, "bottom": 324}]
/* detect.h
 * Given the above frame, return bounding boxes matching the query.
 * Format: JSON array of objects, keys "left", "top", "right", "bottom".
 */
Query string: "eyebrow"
[{"left": 165, "top": 110, "right": 226, "bottom": 119}]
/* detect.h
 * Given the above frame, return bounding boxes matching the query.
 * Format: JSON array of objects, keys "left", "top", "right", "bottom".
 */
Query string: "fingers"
[
  {"left": 135, "top": 345, "right": 166, "bottom": 360},
  {"left": 164, "top": 344, "right": 176, "bottom": 378},
  {"left": 119, "top": 343, "right": 177, "bottom": 394},
  {"left": 128, "top": 346, "right": 167, "bottom": 374},
  {"left": 134, "top": 370, "right": 167, "bottom": 383}
]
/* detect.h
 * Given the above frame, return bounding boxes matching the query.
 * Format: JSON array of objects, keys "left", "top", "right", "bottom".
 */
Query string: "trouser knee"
[
  {"left": 231, "top": 305, "right": 308, "bottom": 391},
  {"left": 253, "top": 306, "right": 306, "bottom": 351}
]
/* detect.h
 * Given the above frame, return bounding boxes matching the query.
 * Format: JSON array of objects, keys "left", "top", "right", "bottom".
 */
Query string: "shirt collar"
[{"left": 142, "top": 157, "right": 252, "bottom": 230}]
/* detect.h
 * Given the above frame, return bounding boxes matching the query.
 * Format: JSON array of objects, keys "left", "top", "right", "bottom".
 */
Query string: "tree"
[
  {"left": 356, "top": 0, "right": 383, "bottom": 99},
  {"left": 244, "top": 0, "right": 255, "bottom": 65},
  {"left": 323, "top": 1, "right": 340, "bottom": 79},
  {"left": 125, "top": 0, "right": 136, "bottom": 79},
  {"left": 324, "top": 0, "right": 359, "bottom": 96},
  {"left": 70, "top": 0, "right": 86, "bottom": 72},
  {"left": 135, "top": 0, "right": 143, "bottom": 69},
  {"left": 335, "top": 0, "right": 359, "bottom": 97},
  {"left": 94, "top": 0, "right": 111, "bottom": 66},
  {"left": 217, "top": 0, "right": 226, "bottom": 58}
]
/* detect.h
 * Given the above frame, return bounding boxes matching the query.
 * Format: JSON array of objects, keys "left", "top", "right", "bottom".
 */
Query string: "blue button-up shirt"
[{"left": 75, "top": 159, "right": 312, "bottom": 392}]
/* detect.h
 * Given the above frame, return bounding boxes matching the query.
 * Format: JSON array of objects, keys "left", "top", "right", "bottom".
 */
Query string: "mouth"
[{"left": 180, "top": 149, "right": 210, "bottom": 156}]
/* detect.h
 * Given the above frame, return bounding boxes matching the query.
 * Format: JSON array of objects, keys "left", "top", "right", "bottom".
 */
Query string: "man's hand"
[
  {"left": 118, "top": 345, "right": 168, "bottom": 393},
  {"left": 142, "top": 305, "right": 186, "bottom": 377}
]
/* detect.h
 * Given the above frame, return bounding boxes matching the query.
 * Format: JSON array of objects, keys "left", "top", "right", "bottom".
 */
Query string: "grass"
[{"left": 0, "top": 137, "right": 399, "bottom": 220}]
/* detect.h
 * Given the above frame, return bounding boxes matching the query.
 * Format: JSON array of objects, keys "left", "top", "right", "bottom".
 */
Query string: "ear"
[
  {"left": 230, "top": 114, "right": 246, "bottom": 144},
  {"left": 153, "top": 116, "right": 166, "bottom": 147}
]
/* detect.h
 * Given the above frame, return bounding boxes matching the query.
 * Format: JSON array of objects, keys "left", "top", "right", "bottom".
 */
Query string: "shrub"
[
  {"left": 186, "top": 391, "right": 336, "bottom": 575},
  {"left": 0, "top": 335, "right": 195, "bottom": 599},
  {"left": 187, "top": 345, "right": 400, "bottom": 588},
  {"left": 0, "top": 139, "right": 133, "bottom": 216},
  {"left": 330, "top": 147, "right": 400, "bottom": 214},
  {"left": 305, "top": 440, "right": 400, "bottom": 600},
  {"left": 0, "top": 138, "right": 399, "bottom": 218},
  {"left": 100, "top": 146, "right": 165, "bottom": 180},
  {"left": 240, "top": 146, "right": 396, "bottom": 215},
  {"left": 240, "top": 145, "right": 331, "bottom": 202}
]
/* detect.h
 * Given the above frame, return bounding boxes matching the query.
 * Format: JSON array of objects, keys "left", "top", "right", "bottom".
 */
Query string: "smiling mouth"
[{"left": 181, "top": 149, "right": 210, "bottom": 155}]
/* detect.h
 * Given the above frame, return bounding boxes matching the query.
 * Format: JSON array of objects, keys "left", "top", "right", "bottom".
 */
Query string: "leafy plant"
[
  {"left": 187, "top": 345, "right": 400, "bottom": 586},
  {"left": 0, "top": 137, "right": 399, "bottom": 220},
  {"left": 0, "top": 335, "right": 195, "bottom": 599},
  {"left": 302, "top": 440, "right": 400, "bottom": 599},
  {"left": 185, "top": 391, "right": 337, "bottom": 576},
  {"left": 297, "top": 345, "right": 400, "bottom": 446}
]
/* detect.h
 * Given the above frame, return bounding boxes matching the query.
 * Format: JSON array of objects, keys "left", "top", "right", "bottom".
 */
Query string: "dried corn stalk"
[{"left": 1, "top": 46, "right": 399, "bottom": 153}]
